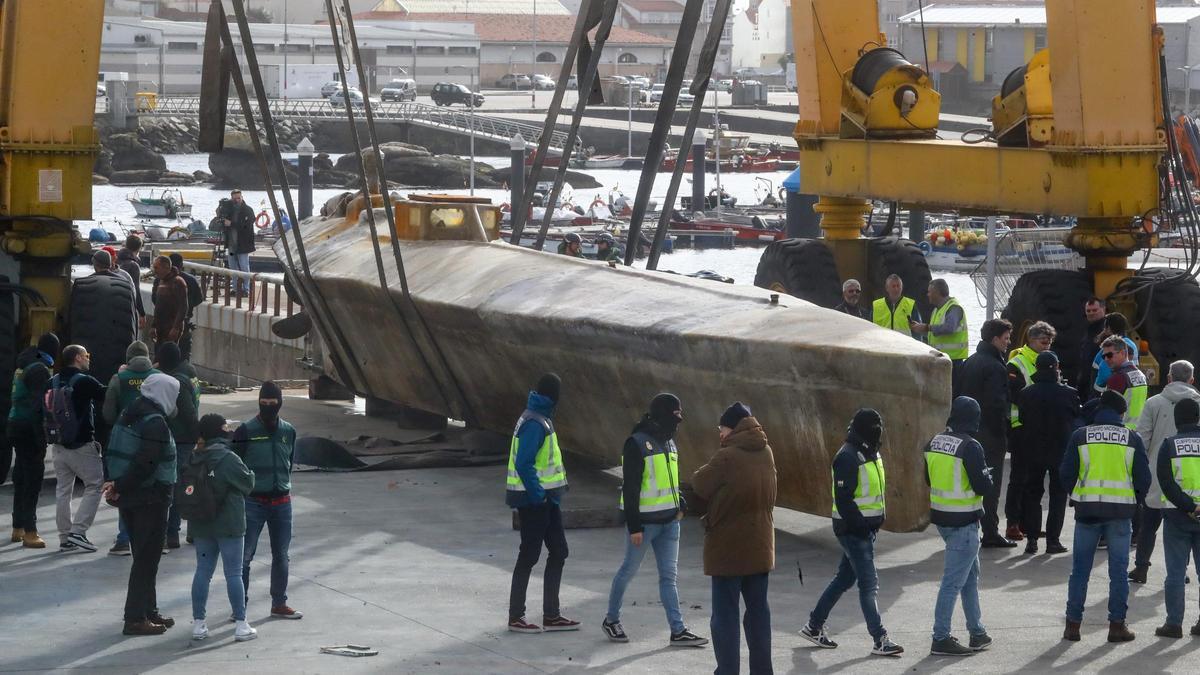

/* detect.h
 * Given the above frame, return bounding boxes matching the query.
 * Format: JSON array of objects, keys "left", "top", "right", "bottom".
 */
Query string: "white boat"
[
  {"left": 127, "top": 188, "right": 192, "bottom": 219},
  {"left": 572, "top": 155, "right": 633, "bottom": 169}
]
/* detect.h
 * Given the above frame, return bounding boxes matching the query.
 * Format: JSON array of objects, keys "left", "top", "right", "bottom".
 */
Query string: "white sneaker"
[
  {"left": 234, "top": 620, "right": 258, "bottom": 642},
  {"left": 192, "top": 620, "right": 209, "bottom": 641}
]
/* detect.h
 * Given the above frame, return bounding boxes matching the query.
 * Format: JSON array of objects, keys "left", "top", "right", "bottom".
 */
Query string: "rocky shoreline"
[{"left": 94, "top": 117, "right": 600, "bottom": 192}]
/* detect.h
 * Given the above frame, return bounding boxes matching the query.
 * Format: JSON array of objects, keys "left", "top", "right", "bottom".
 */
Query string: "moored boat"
[{"left": 126, "top": 188, "right": 192, "bottom": 219}]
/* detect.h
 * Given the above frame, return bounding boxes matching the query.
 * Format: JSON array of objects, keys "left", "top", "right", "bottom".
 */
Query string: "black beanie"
[
  {"left": 1100, "top": 389, "right": 1128, "bottom": 415},
  {"left": 719, "top": 401, "right": 751, "bottom": 429},
  {"left": 535, "top": 373, "right": 561, "bottom": 404},
  {"left": 649, "top": 393, "right": 682, "bottom": 422},
  {"left": 156, "top": 341, "right": 182, "bottom": 373},
  {"left": 37, "top": 332, "right": 60, "bottom": 359},
  {"left": 1035, "top": 351, "right": 1059, "bottom": 371},
  {"left": 260, "top": 380, "right": 283, "bottom": 401},
  {"left": 1175, "top": 398, "right": 1200, "bottom": 427},
  {"left": 198, "top": 413, "right": 228, "bottom": 441},
  {"left": 849, "top": 408, "right": 884, "bottom": 447}
]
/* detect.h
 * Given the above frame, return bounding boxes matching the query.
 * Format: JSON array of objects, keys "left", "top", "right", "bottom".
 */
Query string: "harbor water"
[{"left": 92, "top": 154, "right": 992, "bottom": 345}]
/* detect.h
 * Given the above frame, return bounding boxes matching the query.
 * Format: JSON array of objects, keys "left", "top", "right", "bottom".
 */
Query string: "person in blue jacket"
[{"left": 506, "top": 373, "right": 579, "bottom": 634}]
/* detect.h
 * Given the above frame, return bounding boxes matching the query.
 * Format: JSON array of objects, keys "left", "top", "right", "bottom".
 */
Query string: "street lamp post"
[
  {"left": 532, "top": 0, "right": 538, "bottom": 108},
  {"left": 451, "top": 65, "right": 477, "bottom": 194}
]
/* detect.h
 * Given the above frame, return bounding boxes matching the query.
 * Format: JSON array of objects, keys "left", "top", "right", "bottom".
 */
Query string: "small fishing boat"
[{"left": 126, "top": 188, "right": 192, "bottom": 219}]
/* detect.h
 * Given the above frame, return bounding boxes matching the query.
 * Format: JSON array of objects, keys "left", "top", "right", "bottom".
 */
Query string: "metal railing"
[
  {"left": 184, "top": 261, "right": 295, "bottom": 318},
  {"left": 133, "top": 96, "right": 578, "bottom": 152}
]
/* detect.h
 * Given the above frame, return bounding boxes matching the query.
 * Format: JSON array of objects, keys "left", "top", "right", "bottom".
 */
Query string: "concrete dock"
[{"left": 2, "top": 390, "right": 1199, "bottom": 673}]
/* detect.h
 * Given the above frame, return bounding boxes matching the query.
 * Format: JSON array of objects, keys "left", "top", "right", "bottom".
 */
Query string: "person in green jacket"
[{"left": 188, "top": 414, "right": 258, "bottom": 642}]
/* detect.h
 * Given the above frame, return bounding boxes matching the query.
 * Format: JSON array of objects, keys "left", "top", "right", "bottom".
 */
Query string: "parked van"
[{"left": 381, "top": 79, "right": 417, "bottom": 102}]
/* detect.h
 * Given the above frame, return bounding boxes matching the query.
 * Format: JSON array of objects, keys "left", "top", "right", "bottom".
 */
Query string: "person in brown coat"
[
  {"left": 691, "top": 402, "right": 777, "bottom": 675},
  {"left": 149, "top": 255, "right": 188, "bottom": 353}
]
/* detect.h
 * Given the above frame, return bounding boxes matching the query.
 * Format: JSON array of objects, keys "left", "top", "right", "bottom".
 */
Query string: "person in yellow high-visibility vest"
[
  {"left": 505, "top": 373, "right": 579, "bottom": 634},
  {"left": 1153, "top": 398, "right": 1200, "bottom": 638},
  {"left": 872, "top": 274, "right": 923, "bottom": 337},
  {"left": 912, "top": 279, "right": 968, "bottom": 395},
  {"left": 1060, "top": 390, "right": 1151, "bottom": 643},
  {"left": 801, "top": 409, "right": 904, "bottom": 657},
  {"left": 924, "top": 396, "right": 995, "bottom": 656},
  {"left": 1003, "top": 320, "right": 1057, "bottom": 543},
  {"left": 603, "top": 393, "right": 708, "bottom": 647}
]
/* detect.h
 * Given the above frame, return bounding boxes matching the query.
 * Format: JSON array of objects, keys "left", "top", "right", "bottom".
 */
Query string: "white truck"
[{"left": 260, "top": 64, "right": 344, "bottom": 99}]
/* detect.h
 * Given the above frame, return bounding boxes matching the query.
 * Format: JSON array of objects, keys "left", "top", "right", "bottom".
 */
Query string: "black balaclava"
[
  {"left": 848, "top": 408, "right": 884, "bottom": 451},
  {"left": 646, "top": 393, "right": 683, "bottom": 440},
  {"left": 536, "top": 373, "right": 561, "bottom": 405},
  {"left": 259, "top": 380, "right": 283, "bottom": 429},
  {"left": 157, "top": 341, "right": 182, "bottom": 374}
]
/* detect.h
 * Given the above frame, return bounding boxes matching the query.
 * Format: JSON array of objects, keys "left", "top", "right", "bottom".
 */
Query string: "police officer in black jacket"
[{"left": 1017, "top": 351, "right": 1081, "bottom": 555}]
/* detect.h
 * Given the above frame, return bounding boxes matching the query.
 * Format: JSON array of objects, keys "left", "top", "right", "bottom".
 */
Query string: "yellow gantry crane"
[
  {"left": 0, "top": 1, "right": 104, "bottom": 411},
  {"left": 760, "top": 0, "right": 1200, "bottom": 386}
]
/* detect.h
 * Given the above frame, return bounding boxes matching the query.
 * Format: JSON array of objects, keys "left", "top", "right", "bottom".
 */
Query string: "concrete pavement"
[{"left": 2, "top": 390, "right": 1200, "bottom": 673}]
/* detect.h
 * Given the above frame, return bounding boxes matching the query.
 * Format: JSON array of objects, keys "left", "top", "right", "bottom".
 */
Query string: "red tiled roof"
[{"left": 357, "top": 12, "right": 672, "bottom": 45}]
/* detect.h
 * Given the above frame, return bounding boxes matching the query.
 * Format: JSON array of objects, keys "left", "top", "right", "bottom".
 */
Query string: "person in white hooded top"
[
  {"left": 102, "top": 372, "right": 180, "bottom": 637},
  {"left": 1129, "top": 360, "right": 1200, "bottom": 585}
]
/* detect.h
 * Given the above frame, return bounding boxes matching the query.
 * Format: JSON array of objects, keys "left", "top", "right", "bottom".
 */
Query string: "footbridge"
[{"left": 136, "top": 96, "right": 579, "bottom": 153}]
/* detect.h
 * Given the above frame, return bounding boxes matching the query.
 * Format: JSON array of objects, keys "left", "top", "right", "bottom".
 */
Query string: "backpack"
[
  {"left": 184, "top": 272, "right": 203, "bottom": 311},
  {"left": 175, "top": 454, "right": 219, "bottom": 522},
  {"left": 43, "top": 374, "right": 85, "bottom": 446}
]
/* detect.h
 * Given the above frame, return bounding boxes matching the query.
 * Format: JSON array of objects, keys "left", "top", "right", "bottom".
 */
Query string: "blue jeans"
[
  {"left": 116, "top": 514, "right": 129, "bottom": 545},
  {"left": 809, "top": 532, "right": 885, "bottom": 641},
  {"left": 933, "top": 522, "right": 985, "bottom": 640},
  {"left": 1066, "top": 518, "right": 1131, "bottom": 622},
  {"left": 606, "top": 520, "right": 684, "bottom": 633},
  {"left": 243, "top": 498, "right": 292, "bottom": 607},
  {"left": 166, "top": 444, "right": 193, "bottom": 537},
  {"left": 192, "top": 536, "right": 246, "bottom": 621},
  {"left": 711, "top": 573, "right": 772, "bottom": 675},
  {"left": 227, "top": 253, "right": 251, "bottom": 294},
  {"left": 1162, "top": 518, "right": 1200, "bottom": 626}
]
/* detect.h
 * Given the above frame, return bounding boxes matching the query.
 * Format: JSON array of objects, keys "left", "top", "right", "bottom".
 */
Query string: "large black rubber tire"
[
  {"left": 1001, "top": 269, "right": 1093, "bottom": 386},
  {"left": 68, "top": 274, "right": 137, "bottom": 385},
  {"left": 754, "top": 238, "right": 842, "bottom": 308},
  {"left": 1132, "top": 269, "right": 1200, "bottom": 372},
  {"left": 0, "top": 274, "right": 15, "bottom": 428},
  {"left": 867, "top": 237, "right": 933, "bottom": 322}
]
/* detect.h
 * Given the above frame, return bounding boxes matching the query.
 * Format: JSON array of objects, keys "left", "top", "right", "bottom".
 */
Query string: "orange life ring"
[
  {"left": 591, "top": 197, "right": 605, "bottom": 209},
  {"left": 255, "top": 211, "right": 271, "bottom": 229}
]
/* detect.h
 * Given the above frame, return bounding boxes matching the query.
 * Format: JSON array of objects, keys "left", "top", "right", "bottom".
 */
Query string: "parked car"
[
  {"left": 715, "top": 79, "right": 733, "bottom": 92},
  {"left": 431, "top": 82, "right": 484, "bottom": 107},
  {"left": 329, "top": 88, "right": 365, "bottom": 107},
  {"left": 531, "top": 74, "right": 555, "bottom": 90},
  {"left": 320, "top": 80, "right": 343, "bottom": 98},
  {"left": 648, "top": 82, "right": 666, "bottom": 103},
  {"left": 380, "top": 79, "right": 417, "bottom": 102},
  {"left": 631, "top": 76, "right": 652, "bottom": 90},
  {"left": 564, "top": 75, "right": 578, "bottom": 90},
  {"left": 608, "top": 75, "right": 630, "bottom": 86},
  {"left": 679, "top": 90, "right": 695, "bottom": 105},
  {"left": 496, "top": 73, "right": 532, "bottom": 89}
]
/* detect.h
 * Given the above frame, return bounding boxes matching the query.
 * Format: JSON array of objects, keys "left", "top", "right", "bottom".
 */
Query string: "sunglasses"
[{"left": 1102, "top": 352, "right": 1116, "bottom": 360}]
